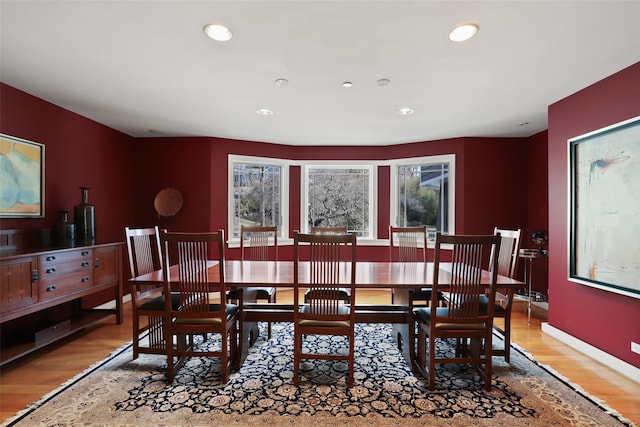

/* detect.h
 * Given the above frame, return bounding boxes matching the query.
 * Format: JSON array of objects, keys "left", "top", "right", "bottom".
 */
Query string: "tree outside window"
[
  {"left": 304, "top": 165, "right": 373, "bottom": 237},
  {"left": 396, "top": 160, "right": 451, "bottom": 238},
  {"left": 232, "top": 162, "right": 281, "bottom": 238}
]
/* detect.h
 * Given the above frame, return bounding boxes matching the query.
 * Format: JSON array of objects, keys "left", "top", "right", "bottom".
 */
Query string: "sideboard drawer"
[
  {"left": 39, "top": 258, "right": 94, "bottom": 277},
  {"left": 39, "top": 271, "right": 93, "bottom": 301},
  {"left": 39, "top": 248, "right": 93, "bottom": 267}
]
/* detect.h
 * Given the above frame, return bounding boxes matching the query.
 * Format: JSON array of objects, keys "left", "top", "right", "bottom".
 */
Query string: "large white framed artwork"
[{"left": 568, "top": 116, "right": 640, "bottom": 299}]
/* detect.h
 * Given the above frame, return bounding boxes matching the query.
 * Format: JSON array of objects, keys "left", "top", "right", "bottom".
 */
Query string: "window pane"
[
  {"left": 307, "top": 167, "right": 370, "bottom": 237},
  {"left": 397, "top": 163, "right": 449, "bottom": 235},
  {"left": 232, "top": 163, "right": 281, "bottom": 238}
]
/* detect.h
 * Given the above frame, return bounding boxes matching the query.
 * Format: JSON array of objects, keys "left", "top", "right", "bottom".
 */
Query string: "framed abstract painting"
[
  {"left": 0, "top": 133, "right": 45, "bottom": 218},
  {"left": 568, "top": 116, "right": 640, "bottom": 298}
]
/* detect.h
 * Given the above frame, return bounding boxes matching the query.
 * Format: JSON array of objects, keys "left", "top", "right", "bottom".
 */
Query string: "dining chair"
[
  {"left": 412, "top": 232, "right": 501, "bottom": 391},
  {"left": 481, "top": 227, "right": 521, "bottom": 362},
  {"left": 231, "top": 225, "right": 278, "bottom": 338},
  {"left": 389, "top": 225, "right": 443, "bottom": 369},
  {"left": 160, "top": 230, "right": 240, "bottom": 384},
  {"left": 293, "top": 231, "right": 357, "bottom": 387},
  {"left": 389, "top": 225, "right": 444, "bottom": 305},
  {"left": 125, "top": 226, "right": 179, "bottom": 360},
  {"left": 305, "top": 225, "right": 351, "bottom": 304}
]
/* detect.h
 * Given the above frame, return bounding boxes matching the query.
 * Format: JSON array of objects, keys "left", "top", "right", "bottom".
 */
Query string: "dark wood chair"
[
  {"left": 305, "top": 226, "right": 351, "bottom": 304},
  {"left": 481, "top": 227, "right": 521, "bottom": 362},
  {"left": 389, "top": 225, "right": 428, "bottom": 263},
  {"left": 390, "top": 226, "right": 444, "bottom": 370},
  {"left": 413, "top": 232, "right": 501, "bottom": 391},
  {"left": 293, "top": 231, "right": 357, "bottom": 387},
  {"left": 161, "top": 230, "right": 240, "bottom": 384},
  {"left": 233, "top": 225, "right": 278, "bottom": 338},
  {"left": 125, "top": 226, "right": 178, "bottom": 360},
  {"left": 389, "top": 225, "right": 444, "bottom": 304}
]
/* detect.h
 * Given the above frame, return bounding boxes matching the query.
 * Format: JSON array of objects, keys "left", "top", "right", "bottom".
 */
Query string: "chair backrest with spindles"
[
  {"left": 389, "top": 225, "right": 428, "bottom": 262},
  {"left": 240, "top": 225, "right": 278, "bottom": 261}
]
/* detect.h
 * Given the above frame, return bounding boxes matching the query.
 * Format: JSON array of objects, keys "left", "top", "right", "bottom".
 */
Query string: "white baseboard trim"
[{"left": 542, "top": 322, "right": 640, "bottom": 384}]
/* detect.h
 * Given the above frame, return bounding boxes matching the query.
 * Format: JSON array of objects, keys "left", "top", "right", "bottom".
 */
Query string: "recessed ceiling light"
[
  {"left": 397, "top": 108, "right": 414, "bottom": 116},
  {"left": 342, "top": 82, "right": 353, "bottom": 88},
  {"left": 376, "top": 79, "right": 391, "bottom": 87},
  {"left": 256, "top": 108, "right": 274, "bottom": 116},
  {"left": 275, "top": 78, "right": 289, "bottom": 87},
  {"left": 203, "top": 24, "right": 233, "bottom": 41},
  {"left": 448, "top": 23, "right": 479, "bottom": 42}
]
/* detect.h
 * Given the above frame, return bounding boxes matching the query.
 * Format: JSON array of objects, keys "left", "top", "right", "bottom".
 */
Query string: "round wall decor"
[{"left": 154, "top": 187, "right": 183, "bottom": 217}]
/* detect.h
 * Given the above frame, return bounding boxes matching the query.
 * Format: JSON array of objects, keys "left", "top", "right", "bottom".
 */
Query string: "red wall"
[
  {"left": 133, "top": 136, "right": 530, "bottom": 263},
  {"left": 521, "top": 130, "right": 550, "bottom": 294},
  {"left": 547, "top": 61, "right": 640, "bottom": 367},
  {"left": 0, "top": 84, "right": 135, "bottom": 243}
]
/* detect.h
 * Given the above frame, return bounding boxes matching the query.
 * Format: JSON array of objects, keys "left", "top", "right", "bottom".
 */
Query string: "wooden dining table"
[{"left": 130, "top": 260, "right": 524, "bottom": 369}]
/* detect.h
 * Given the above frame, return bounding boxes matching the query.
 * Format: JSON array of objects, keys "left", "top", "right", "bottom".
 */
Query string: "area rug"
[{"left": 3, "top": 323, "right": 633, "bottom": 427}]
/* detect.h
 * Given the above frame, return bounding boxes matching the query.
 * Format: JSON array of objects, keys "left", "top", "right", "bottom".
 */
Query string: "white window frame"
[
  {"left": 301, "top": 162, "right": 377, "bottom": 240},
  {"left": 389, "top": 154, "right": 455, "bottom": 240},
  {"left": 227, "top": 155, "right": 289, "bottom": 245}
]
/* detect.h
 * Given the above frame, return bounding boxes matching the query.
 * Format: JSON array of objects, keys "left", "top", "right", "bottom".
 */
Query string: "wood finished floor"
[{"left": 1, "top": 290, "right": 639, "bottom": 424}]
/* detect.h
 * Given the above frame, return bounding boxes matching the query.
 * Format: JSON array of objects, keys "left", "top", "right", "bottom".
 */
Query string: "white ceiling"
[{"left": 1, "top": 1, "right": 639, "bottom": 146}]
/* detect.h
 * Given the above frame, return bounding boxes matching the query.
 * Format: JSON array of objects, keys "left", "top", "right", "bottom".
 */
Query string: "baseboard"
[{"left": 542, "top": 322, "right": 640, "bottom": 384}]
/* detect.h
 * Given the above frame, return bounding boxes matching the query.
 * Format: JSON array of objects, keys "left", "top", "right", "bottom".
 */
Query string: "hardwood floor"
[{"left": 1, "top": 291, "right": 639, "bottom": 424}]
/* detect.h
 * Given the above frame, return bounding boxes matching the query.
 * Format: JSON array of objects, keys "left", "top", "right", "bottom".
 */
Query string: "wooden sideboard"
[{"left": 0, "top": 239, "right": 124, "bottom": 366}]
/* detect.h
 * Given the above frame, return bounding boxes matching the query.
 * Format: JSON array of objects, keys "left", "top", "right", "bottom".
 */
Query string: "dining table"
[{"left": 130, "top": 260, "right": 525, "bottom": 370}]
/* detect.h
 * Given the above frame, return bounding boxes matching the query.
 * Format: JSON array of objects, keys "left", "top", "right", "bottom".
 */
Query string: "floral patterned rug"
[{"left": 3, "top": 323, "right": 632, "bottom": 426}]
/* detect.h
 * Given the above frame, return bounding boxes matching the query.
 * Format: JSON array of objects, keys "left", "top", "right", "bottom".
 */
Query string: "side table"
[{"left": 517, "top": 248, "right": 549, "bottom": 323}]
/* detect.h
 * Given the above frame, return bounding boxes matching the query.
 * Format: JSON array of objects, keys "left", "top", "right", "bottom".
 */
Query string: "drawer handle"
[
  {"left": 46, "top": 255, "right": 57, "bottom": 261},
  {"left": 81, "top": 276, "right": 90, "bottom": 283},
  {"left": 81, "top": 250, "right": 90, "bottom": 256},
  {"left": 46, "top": 285, "right": 57, "bottom": 292},
  {"left": 81, "top": 261, "right": 90, "bottom": 267},
  {"left": 46, "top": 268, "right": 56, "bottom": 274},
  {"left": 32, "top": 269, "right": 39, "bottom": 282}
]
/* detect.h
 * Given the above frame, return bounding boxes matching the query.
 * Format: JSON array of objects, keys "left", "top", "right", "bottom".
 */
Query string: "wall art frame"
[
  {"left": 568, "top": 115, "right": 640, "bottom": 299},
  {"left": 0, "top": 133, "right": 45, "bottom": 218}
]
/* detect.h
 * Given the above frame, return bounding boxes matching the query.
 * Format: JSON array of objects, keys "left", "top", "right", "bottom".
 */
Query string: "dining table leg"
[
  {"left": 237, "top": 288, "right": 260, "bottom": 366},
  {"left": 389, "top": 288, "right": 415, "bottom": 371}
]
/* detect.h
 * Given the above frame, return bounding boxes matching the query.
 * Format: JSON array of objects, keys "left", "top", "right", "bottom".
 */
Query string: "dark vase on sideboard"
[
  {"left": 52, "top": 209, "right": 75, "bottom": 247},
  {"left": 74, "top": 186, "right": 96, "bottom": 245}
]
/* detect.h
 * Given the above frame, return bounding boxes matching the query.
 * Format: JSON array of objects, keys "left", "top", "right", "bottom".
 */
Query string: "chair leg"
[
  {"left": 132, "top": 312, "right": 140, "bottom": 360},
  {"left": 293, "top": 328, "right": 301, "bottom": 386},
  {"left": 348, "top": 334, "right": 355, "bottom": 388},
  {"left": 415, "top": 324, "right": 429, "bottom": 383},
  {"left": 165, "top": 322, "right": 174, "bottom": 383},
  {"left": 235, "top": 318, "right": 243, "bottom": 371},
  {"left": 408, "top": 319, "right": 417, "bottom": 370},
  {"left": 221, "top": 328, "right": 228, "bottom": 383},
  {"left": 484, "top": 332, "right": 493, "bottom": 392},
  {"left": 504, "top": 315, "right": 511, "bottom": 363},
  {"left": 267, "top": 294, "right": 274, "bottom": 339},
  {"left": 427, "top": 333, "right": 436, "bottom": 391}
]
